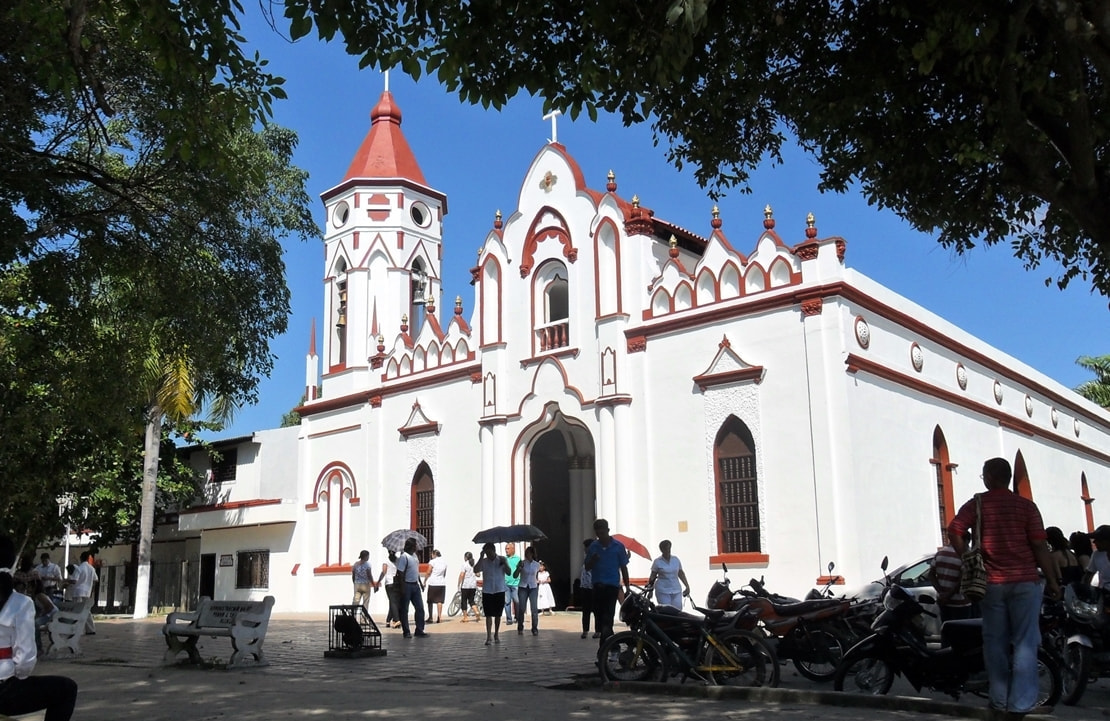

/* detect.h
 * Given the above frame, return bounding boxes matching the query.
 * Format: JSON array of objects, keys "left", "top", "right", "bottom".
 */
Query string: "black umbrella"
[
  {"left": 472, "top": 524, "right": 547, "bottom": 544},
  {"left": 381, "top": 529, "right": 428, "bottom": 552}
]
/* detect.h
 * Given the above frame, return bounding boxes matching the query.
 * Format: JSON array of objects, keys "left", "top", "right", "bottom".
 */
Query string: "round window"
[
  {"left": 410, "top": 201, "right": 431, "bottom": 228},
  {"left": 333, "top": 201, "right": 350, "bottom": 228}
]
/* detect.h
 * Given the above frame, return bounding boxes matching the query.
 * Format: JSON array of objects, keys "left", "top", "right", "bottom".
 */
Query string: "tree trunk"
[{"left": 133, "top": 406, "right": 162, "bottom": 619}]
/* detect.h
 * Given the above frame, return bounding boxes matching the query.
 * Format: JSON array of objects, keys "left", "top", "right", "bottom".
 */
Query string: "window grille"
[{"left": 236, "top": 550, "right": 269, "bottom": 589}]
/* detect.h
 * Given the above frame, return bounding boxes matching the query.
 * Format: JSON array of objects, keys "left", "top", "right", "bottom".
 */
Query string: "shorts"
[
  {"left": 427, "top": 585, "right": 446, "bottom": 604},
  {"left": 482, "top": 592, "right": 505, "bottom": 617},
  {"left": 460, "top": 588, "right": 477, "bottom": 606}
]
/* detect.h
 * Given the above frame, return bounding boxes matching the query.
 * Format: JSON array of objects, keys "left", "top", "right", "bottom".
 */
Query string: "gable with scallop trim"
[
  {"left": 398, "top": 399, "right": 440, "bottom": 438},
  {"left": 692, "top": 335, "right": 765, "bottom": 391}
]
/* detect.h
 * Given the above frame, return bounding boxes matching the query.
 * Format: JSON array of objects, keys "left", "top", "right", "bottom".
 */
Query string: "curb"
[{"left": 595, "top": 682, "right": 1025, "bottom": 720}]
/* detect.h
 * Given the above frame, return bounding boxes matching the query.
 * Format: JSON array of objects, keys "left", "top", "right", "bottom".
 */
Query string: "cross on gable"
[{"left": 542, "top": 109, "right": 562, "bottom": 144}]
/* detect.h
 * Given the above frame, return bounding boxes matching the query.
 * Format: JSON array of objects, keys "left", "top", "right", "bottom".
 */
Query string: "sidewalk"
[{"left": 31, "top": 611, "right": 1105, "bottom": 721}]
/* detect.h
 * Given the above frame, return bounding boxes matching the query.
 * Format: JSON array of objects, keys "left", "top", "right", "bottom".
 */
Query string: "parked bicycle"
[
  {"left": 597, "top": 584, "right": 779, "bottom": 687},
  {"left": 447, "top": 589, "right": 484, "bottom": 618}
]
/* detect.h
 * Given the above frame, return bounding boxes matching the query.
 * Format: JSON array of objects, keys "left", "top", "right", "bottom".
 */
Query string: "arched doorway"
[{"left": 523, "top": 408, "right": 596, "bottom": 610}]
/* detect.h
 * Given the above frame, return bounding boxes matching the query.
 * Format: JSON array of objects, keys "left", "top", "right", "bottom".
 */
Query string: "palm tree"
[
  {"left": 134, "top": 347, "right": 233, "bottom": 619},
  {"left": 1076, "top": 355, "right": 1110, "bottom": 409}
]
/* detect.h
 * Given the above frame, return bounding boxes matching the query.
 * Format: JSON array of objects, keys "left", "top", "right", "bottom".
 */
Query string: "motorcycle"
[
  {"left": 834, "top": 560, "right": 1063, "bottom": 706},
  {"left": 1043, "top": 583, "right": 1109, "bottom": 705},
  {"left": 707, "top": 564, "right": 855, "bottom": 682}
]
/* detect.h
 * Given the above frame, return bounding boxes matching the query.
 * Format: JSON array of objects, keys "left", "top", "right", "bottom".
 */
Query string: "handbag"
[{"left": 960, "top": 494, "right": 988, "bottom": 602}]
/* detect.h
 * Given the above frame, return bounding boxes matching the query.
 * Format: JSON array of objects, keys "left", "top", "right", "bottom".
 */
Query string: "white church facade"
[{"left": 115, "top": 91, "right": 1110, "bottom": 613}]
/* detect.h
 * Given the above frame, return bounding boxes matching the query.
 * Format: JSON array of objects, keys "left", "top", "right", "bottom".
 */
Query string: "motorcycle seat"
[
  {"left": 940, "top": 618, "right": 984, "bottom": 649},
  {"left": 769, "top": 598, "right": 845, "bottom": 617}
]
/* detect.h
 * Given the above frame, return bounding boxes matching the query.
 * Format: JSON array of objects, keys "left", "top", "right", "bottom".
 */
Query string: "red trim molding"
[
  {"left": 693, "top": 366, "right": 765, "bottom": 392},
  {"left": 313, "top": 564, "right": 353, "bottom": 576},
  {"left": 520, "top": 347, "right": 579, "bottom": 369},
  {"left": 181, "top": 498, "right": 282, "bottom": 514},
  {"left": 399, "top": 421, "right": 440, "bottom": 438},
  {"left": 709, "top": 553, "right": 770, "bottom": 566}
]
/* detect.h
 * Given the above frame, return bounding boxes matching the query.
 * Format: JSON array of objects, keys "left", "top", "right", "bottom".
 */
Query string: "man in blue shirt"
[{"left": 584, "top": 518, "right": 629, "bottom": 644}]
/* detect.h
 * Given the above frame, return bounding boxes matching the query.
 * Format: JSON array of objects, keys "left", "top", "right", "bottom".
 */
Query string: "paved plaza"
[{"left": 27, "top": 610, "right": 1110, "bottom": 721}]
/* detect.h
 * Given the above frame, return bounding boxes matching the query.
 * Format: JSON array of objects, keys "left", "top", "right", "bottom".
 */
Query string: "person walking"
[
  {"left": 351, "top": 550, "right": 377, "bottom": 610},
  {"left": 0, "top": 535, "right": 79, "bottom": 721},
  {"left": 577, "top": 538, "right": 596, "bottom": 639},
  {"left": 537, "top": 561, "right": 555, "bottom": 615},
  {"left": 70, "top": 552, "right": 97, "bottom": 635},
  {"left": 503, "top": 542, "right": 520, "bottom": 624},
  {"left": 647, "top": 539, "right": 691, "bottom": 610},
  {"left": 394, "top": 539, "right": 428, "bottom": 638},
  {"left": 473, "top": 542, "right": 511, "bottom": 646},
  {"left": 513, "top": 547, "right": 540, "bottom": 635},
  {"left": 457, "top": 552, "right": 479, "bottom": 622},
  {"left": 425, "top": 549, "right": 448, "bottom": 623},
  {"left": 377, "top": 550, "right": 401, "bottom": 628},
  {"left": 948, "top": 457, "right": 1059, "bottom": 719},
  {"left": 584, "top": 519, "right": 629, "bottom": 645}
]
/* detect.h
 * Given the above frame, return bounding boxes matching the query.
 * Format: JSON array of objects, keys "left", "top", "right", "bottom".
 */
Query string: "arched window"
[
  {"left": 311, "top": 463, "right": 357, "bottom": 569},
  {"left": 931, "top": 426, "right": 955, "bottom": 536},
  {"left": 547, "top": 276, "right": 568, "bottom": 321},
  {"left": 714, "top": 416, "right": 760, "bottom": 554},
  {"left": 332, "top": 259, "right": 348, "bottom": 368},
  {"left": 409, "top": 258, "right": 428, "bottom": 332},
  {"left": 1081, "top": 473, "right": 1095, "bottom": 532},
  {"left": 532, "top": 261, "right": 570, "bottom": 352},
  {"left": 1013, "top": 451, "right": 1032, "bottom": 500},
  {"left": 410, "top": 462, "right": 434, "bottom": 563}
]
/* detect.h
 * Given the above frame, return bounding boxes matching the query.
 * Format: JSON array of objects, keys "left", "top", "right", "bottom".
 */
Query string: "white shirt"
[
  {"left": 460, "top": 563, "right": 477, "bottom": 589},
  {"left": 381, "top": 560, "right": 397, "bottom": 586},
  {"left": 33, "top": 561, "right": 62, "bottom": 590},
  {"left": 427, "top": 556, "right": 448, "bottom": 586},
  {"left": 0, "top": 591, "right": 37, "bottom": 680},
  {"left": 1087, "top": 550, "right": 1110, "bottom": 590},
  {"left": 71, "top": 561, "right": 98, "bottom": 598},
  {"left": 651, "top": 555, "right": 684, "bottom": 594}
]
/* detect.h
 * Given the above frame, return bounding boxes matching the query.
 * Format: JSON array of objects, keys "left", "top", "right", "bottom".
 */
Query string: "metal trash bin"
[{"left": 325, "top": 604, "right": 386, "bottom": 658}]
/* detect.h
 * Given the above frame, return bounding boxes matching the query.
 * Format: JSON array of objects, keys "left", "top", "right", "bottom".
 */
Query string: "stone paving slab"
[{"left": 26, "top": 611, "right": 1110, "bottom": 721}]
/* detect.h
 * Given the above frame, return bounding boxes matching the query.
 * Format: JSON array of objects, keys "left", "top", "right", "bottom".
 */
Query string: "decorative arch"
[
  {"left": 410, "top": 461, "right": 434, "bottom": 564},
  {"left": 767, "top": 257, "right": 796, "bottom": 287},
  {"left": 744, "top": 264, "right": 767, "bottom": 294},
  {"left": 309, "top": 462, "right": 358, "bottom": 568},
  {"left": 931, "top": 426, "right": 956, "bottom": 537},
  {"left": 331, "top": 257, "right": 349, "bottom": 369},
  {"left": 520, "top": 206, "right": 577, "bottom": 278},
  {"left": 696, "top": 269, "right": 717, "bottom": 305},
  {"left": 480, "top": 256, "right": 503, "bottom": 347},
  {"left": 673, "top": 282, "right": 693, "bottom": 311},
  {"left": 593, "top": 217, "right": 622, "bottom": 317},
  {"left": 1013, "top": 450, "right": 1032, "bottom": 500},
  {"left": 720, "top": 262, "right": 741, "bottom": 299},
  {"left": 714, "top": 416, "right": 761, "bottom": 555},
  {"left": 651, "top": 287, "right": 671, "bottom": 317}
]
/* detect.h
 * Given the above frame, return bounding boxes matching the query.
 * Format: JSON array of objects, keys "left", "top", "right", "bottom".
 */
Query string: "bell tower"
[{"left": 318, "top": 89, "right": 447, "bottom": 388}]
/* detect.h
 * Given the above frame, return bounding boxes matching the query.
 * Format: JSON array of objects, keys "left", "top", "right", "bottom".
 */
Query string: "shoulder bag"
[{"left": 960, "top": 494, "right": 988, "bottom": 602}]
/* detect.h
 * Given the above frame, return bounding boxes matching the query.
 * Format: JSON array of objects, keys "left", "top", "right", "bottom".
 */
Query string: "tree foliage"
[
  {"left": 1076, "top": 354, "right": 1110, "bottom": 408},
  {"left": 0, "top": 1, "right": 318, "bottom": 546},
  {"left": 282, "top": 0, "right": 1110, "bottom": 295}
]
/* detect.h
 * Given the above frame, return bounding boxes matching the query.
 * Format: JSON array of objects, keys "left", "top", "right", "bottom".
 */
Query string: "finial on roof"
[
  {"left": 455, "top": 296, "right": 463, "bottom": 316},
  {"left": 494, "top": 209, "right": 502, "bottom": 230},
  {"left": 668, "top": 235, "right": 680, "bottom": 259},
  {"left": 400, "top": 314, "right": 409, "bottom": 333},
  {"left": 376, "top": 334, "right": 386, "bottom": 353},
  {"left": 763, "top": 204, "right": 775, "bottom": 230},
  {"left": 426, "top": 295, "right": 435, "bottom": 313},
  {"left": 606, "top": 170, "right": 617, "bottom": 193},
  {"left": 711, "top": 205, "right": 722, "bottom": 230},
  {"left": 805, "top": 212, "right": 817, "bottom": 239},
  {"left": 632, "top": 195, "right": 640, "bottom": 207}
]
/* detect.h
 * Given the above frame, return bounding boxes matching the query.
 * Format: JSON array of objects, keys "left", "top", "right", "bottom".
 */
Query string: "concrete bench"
[
  {"left": 46, "top": 598, "right": 93, "bottom": 657},
  {"left": 162, "top": 596, "right": 275, "bottom": 668}
]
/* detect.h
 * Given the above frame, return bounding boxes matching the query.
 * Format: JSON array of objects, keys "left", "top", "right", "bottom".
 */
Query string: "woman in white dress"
[
  {"left": 536, "top": 561, "right": 556, "bottom": 614},
  {"left": 647, "top": 539, "right": 691, "bottom": 610}
]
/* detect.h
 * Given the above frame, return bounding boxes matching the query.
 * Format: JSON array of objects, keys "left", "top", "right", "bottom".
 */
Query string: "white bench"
[
  {"left": 162, "top": 596, "right": 275, "bottom": 668},
  {"left": 46, "top": 598, "right": 93, "bottom": 657}
]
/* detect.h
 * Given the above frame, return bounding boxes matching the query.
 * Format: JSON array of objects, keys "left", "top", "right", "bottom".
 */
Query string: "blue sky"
[{"left": 211, "top": 11, "right": 1109, "bottom": 439}]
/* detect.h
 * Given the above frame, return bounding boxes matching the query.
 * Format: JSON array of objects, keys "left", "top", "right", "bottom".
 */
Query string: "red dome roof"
[{"left": 342, "top": 91, "right": 427, "bottom": 184}]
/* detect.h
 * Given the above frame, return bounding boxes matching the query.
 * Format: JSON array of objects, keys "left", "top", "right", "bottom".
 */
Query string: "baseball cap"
[{"left": 1090, "top": 525, "right": 1110, "bottom": 542}]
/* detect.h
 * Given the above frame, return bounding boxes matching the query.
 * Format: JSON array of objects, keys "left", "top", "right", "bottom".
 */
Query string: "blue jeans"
[
  {"left": 504, "top": 585, "right": 519, "bottom": 621},
  {"left": 400, "top": 581, "right": 426, "bottom": 635},
  {"left": 980, "top": 581, "right": 1043, "bottom": 713},
  {"left": 517, "top": 586, "right": 539, "bottom": 630}
]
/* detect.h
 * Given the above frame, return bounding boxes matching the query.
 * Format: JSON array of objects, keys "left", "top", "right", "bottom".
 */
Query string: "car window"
[{"left": 895, "top": 558, "right": 935, "bottom": 588}]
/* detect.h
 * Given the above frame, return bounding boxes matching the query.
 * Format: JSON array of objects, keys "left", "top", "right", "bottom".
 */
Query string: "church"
[{"left": 104, "top": 90, "right": 1110, "bottom": 613}]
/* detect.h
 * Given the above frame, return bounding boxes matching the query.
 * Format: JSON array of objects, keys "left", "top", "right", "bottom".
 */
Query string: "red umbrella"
[{"left": 612, "top": 533, "right": 652, "bottom": 560}]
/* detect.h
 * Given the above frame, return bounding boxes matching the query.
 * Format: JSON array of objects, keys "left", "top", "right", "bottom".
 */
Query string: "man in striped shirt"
[{"left": 949, "top": 457, "right": 1059, "bottom": 719}]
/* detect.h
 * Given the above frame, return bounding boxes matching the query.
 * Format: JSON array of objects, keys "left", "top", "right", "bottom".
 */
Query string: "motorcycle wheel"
[
  {"left": 1059, "top": 641, "right": 1091, "bottom": 706},
  {"left": 447, "top": 592, "right": 462, "bottom": 618},
  {"left": 793, "top": 627, "right": 850, "bottom": 682},
  {"left": 704, "top": 630, "right": 780, "bottom": 688},
  {"left": 597, "top": 631, "right": 668, "bottom": 683},
  {"left": 1035, "top": 647, "right": 1064, "bottom": 707},
  {"left": 833, "top": 647, "right": 896, "bottom": 695}
]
